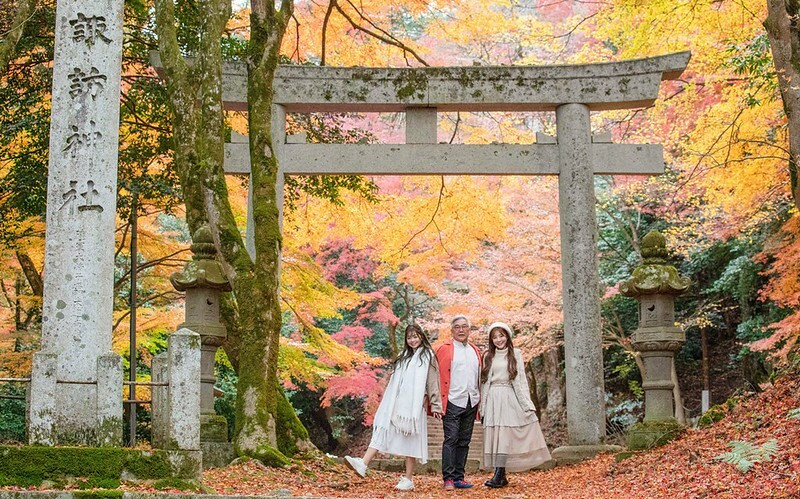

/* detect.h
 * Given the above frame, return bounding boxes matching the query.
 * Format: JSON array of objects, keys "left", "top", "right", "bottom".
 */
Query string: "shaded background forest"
[{"left": 1, "top": 0, "right": 796, "bottom": 453}]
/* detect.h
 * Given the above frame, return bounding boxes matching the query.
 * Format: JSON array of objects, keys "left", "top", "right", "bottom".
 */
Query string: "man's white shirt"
[{"left": 448, "top": 340, "right": 480, "bottom": 409}]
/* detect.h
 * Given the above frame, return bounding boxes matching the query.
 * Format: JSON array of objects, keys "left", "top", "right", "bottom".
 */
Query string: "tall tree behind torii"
[
  {"left": 153, "top": 0, "right": 305, "bottom": 461},
  {"left": 765, "top": 1, "right": 800, "bottom": 214}
]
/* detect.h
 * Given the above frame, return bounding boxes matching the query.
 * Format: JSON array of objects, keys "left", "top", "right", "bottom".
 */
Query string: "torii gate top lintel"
[{"left": 197, "top": 51, "right": 690, "bottom": 112}]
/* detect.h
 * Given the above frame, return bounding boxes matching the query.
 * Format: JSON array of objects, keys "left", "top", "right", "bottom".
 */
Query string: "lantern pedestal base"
[
  {"left": 200, "top": 414, "right": 229, "bottom": 443},
  {"left": 627, "top": 420, "right": 684, "bottom": 450},
  {"left": 551, "top": 444, "right": 624, "bottom": 465}
]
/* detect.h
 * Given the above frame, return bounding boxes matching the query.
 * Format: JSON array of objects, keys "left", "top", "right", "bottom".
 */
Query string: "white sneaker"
[
  {"left": 395, "top": 477, "right": 414, "bottom": 491},
  {"left": 344, "top": 455, "right": 368, "bottom": 477}
]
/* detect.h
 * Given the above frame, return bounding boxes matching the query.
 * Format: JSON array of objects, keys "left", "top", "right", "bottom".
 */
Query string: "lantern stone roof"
[
  {"left": 620, "top": 230, "right": 690, "bottom": 297},
  {"left": 170, "top": 225, "right": 232, "bottom": 292}
]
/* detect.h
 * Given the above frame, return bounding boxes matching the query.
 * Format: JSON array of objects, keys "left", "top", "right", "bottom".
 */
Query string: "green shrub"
[{"left": 698, "top": 404, "right": 727, "bottom": 428}]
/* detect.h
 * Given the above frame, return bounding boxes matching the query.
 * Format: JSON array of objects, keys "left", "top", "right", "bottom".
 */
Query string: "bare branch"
[
  {"left": 394, "top": 177, "right": 450, "bottom": 257},
  {"left": 321, "top": 0, "right": 336, "bottom": 66},
  {"left": 334, "top": 1, "right": 428, "bottom": 66},
  {"left": 112, "top": 290, "right": 181, "bottom": 331}
]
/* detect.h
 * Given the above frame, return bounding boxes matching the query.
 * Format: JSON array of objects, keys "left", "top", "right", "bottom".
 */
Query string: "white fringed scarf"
[{"left": 373, "top": 347, "right": 430, "bottom": 436}]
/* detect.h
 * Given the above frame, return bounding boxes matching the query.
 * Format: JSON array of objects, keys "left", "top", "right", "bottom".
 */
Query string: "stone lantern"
[
  {"left": 620, "top": 230, "right": 690, "bottom": 450},
  {"left": 171, "top": 225, "right": 232, "bottom": 447}
]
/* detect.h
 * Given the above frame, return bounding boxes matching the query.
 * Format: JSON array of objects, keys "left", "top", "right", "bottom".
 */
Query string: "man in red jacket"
[{"left": 435, "top": 315, "right": 482, "bottom": 490}]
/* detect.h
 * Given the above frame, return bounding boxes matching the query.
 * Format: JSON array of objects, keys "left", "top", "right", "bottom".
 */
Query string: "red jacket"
[{"left": 432, "top": 340, "right": 482, "bottom": 419}]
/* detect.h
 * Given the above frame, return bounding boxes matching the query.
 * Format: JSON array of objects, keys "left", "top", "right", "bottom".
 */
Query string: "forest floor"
[{"left": 133, "top": 368, "right": 800, "bottom": 498}]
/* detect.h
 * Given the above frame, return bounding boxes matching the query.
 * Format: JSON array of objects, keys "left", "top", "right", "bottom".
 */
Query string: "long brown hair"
[
  {"left": 480, "top": 327, "right": 517, "bottom": 384},
  {"left": 393, "top": 323, "right": 434, "bottom": 369}
]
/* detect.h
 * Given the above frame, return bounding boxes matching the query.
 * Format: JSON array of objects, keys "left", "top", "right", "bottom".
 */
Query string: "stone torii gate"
[{"left": 156, "top": 51, "right": 690, "bottom": 460}]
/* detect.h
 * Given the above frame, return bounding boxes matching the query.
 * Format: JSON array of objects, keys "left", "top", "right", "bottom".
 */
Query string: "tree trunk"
[
  {"left": 671, "top": 359, "right": 685, "bottom": 424},
  {"left": 15, "top": 250, "right": 42, "bottom": 297},
  {"left": 541, "top": 346, "right": 565, "bottom": 419},
  {"left": 0, "top": 0, "right": 36, "bottom": 75},
  {"left": 701, "top": 327, "right": 709, "bottom": 393},
  {"left": 232, "top": 0, "right": 298, "bottom": 462},
  {"left": 388, "top": 323, "right": 398, "bottom": 357},
  {"left": 14, "top": 276, "right": 22, "bottom": 331},
  {"left": 525, "top": 360, "right": 543, "bottom": 421},
  {"left": 765, "top": 1, "right": 800, "bottom": 212},
  {"left": 153, "top": 0, "right": 310, "bottom": 464}
]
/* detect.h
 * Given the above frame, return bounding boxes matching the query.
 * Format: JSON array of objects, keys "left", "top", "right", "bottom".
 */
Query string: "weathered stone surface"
[
  {"left": 557, "top": 103, "right": 605, "bottom": 446},
  {"left": 620, "top": 231, "right": 691, "bottom": 296},
  {"left": 150, "top": 352, "right": 168, "bottom": 449},
  {"left": 170, "top": 226, "right": 231, "bottom": 441},
  {"left": 200, "top": 441, "right": 236, "bottom": 469},
  {"left": 627, "top": 420, "right": 684, "bottom": 450},
  {"left": 621, "top": 230, "right": 690, "bottom": 425},
  {"left": 151, "top": 51, "right": 690, "bottom": 112},
  {"left": 262, "top": 143, "right": 664, "bottom": 176},
  {"left": 166, "top": 329, "right": 201, "bottom": 451},
  {"left": 27, "top": 352, "right": 57, "bottom": 445},
  {"left": 405, "top": 107, "right": 437, "bottom": 144},
  {"left": 170, "top": 227, "right": 232, "bottom": 292},
  {"left": 95, "top": 353, "right": 123, "bottom": 446},
  {"left": 37, "top": 0, "right": 124, "bottom": 445},
  {"left": 551, "top": 444, "right": 624, "bottom": 465},
  {"left": 199, "top": 415, "right": 229, "bottom": 443}
]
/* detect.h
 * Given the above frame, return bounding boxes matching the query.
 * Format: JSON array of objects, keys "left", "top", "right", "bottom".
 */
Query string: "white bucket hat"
[{"left": 487, "top": 321, "right": 514, "bottom": 339}]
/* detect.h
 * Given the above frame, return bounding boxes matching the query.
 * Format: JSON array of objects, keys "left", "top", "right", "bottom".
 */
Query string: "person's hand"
[{"left": 432, "top": 411, "right": 443, "bottom": 419}]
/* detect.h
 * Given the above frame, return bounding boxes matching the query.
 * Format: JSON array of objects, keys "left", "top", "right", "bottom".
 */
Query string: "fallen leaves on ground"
[{"left": 141, "top": 370, "right": 800, "bottom": 498}]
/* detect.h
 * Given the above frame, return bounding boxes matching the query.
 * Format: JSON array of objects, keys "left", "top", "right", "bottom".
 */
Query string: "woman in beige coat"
[{"left": 480, "top": 322, "right": 551, "bottom": 488}]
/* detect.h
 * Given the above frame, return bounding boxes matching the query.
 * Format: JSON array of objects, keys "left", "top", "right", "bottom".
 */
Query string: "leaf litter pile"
[
  {"left": 128, "top": 370, "right": 800, "bottom": 497},
  {"left": 4, "top": 371, "right": 795, "bottom": 497}
]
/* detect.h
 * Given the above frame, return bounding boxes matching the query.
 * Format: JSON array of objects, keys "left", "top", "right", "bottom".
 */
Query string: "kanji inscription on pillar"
[{"left": 38, "top": 0, "right": 124, "bottom": 443}]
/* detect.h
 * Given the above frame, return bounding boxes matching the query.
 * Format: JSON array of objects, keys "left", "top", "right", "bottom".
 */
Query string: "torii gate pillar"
[{"left": 555, "top": 103, "right": 606, "bottom": 454}]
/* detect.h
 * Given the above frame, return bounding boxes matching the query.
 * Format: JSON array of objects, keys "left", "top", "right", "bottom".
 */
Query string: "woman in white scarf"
[{"left": 344, "top": 324, "right": 443, "bottom": 491}]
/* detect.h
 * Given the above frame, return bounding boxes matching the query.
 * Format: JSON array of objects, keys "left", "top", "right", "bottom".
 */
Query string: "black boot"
[
  {"left": 498, "top": 467, "right": 508, "bottom": 486},
  {"left": 484, "top": 467, "right": 507, "bottom": 488}
]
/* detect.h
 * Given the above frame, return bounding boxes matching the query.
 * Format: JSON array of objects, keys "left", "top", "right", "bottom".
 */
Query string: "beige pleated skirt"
[{"left": 482, "top": 385, "right": 551, "bottom": 472}]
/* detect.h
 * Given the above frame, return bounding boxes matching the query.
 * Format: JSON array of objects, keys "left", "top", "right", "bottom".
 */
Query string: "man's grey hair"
[{"left": 450, "top": 315, "right": 471, "bottom": 328}]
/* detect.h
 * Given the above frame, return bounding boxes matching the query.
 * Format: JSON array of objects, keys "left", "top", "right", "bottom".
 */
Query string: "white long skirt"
[{"left": 368, "top": 404, "right": 428, "bottom": 463}]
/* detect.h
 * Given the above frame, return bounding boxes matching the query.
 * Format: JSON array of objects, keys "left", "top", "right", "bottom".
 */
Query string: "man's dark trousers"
[{"left": 441, "top": 399, "right": 478, "bottom": 482}]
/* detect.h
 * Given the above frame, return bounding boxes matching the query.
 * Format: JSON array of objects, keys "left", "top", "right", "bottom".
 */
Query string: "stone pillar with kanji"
[
  {"left": 620, "top": 230, "right": 690, "bottom": 450},
  {"left": 29, "top": 0, "right": 125, "bottom": 446},
  {"left": 170, "top": 225, "right": 232, "bottom": 448}
]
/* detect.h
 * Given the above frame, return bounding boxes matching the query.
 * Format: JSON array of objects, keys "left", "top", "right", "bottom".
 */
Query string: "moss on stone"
[
  {"left": 200, "top": 414, "right": 230, "bottom": 442},
  {"left": 393, "top": 70, "right": 427, "bottom": 101},
  {"left": 153, "top": 478, "right": 202, "bottom": 492},
  {"left": 627, "top": 420, "right": 684, "bottom": 450},
  {"left": 95, "top": 416, "right": 124, "bottom": 447},
  {"left": 73, "top": 490, "right": 124, "bottom": 498},
  {"left": 76, "top": 477, "right": 121, "bottom": 489},
  {"left": 0, "top": 445, "right": 200, "bottom": 487}
]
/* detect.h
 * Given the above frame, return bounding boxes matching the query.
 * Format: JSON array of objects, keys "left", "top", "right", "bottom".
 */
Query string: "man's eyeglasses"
[{"left": 452, "top": 325, "right": 469, "bottom": 331}]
